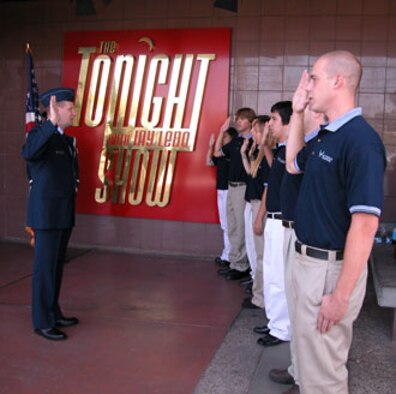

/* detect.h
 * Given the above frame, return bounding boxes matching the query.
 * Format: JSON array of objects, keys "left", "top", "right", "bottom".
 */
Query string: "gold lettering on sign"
[
  {"left": 99, "top": 41, "right": 117, "bottom": 54},
  {"left": 74, "top": 41, "right": 215, "bottom": 207}
]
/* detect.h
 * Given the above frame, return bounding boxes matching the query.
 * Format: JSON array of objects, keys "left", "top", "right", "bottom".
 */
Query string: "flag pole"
[{"left": 24, "top": 41, "right": 38, "bottom": 247}]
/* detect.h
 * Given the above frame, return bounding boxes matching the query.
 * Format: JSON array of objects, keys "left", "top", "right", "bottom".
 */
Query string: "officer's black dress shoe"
[
  {"left": 257, "top": 333, "right": 286, "bottom": 347},
  {"left": 225, "top": 269, "right": 250, "bottom": 280},
  {"left": 253, "top": 325, "right": 270, "bottom": 335},
  {"left": 217, "top": 267, "right": 231, "bottom": 276},
  {"left": 56, "top": 316, "right": 79, "bottom": 327},
  {"left": 34, "top": 327, "right": 67, "bottom": 341}
]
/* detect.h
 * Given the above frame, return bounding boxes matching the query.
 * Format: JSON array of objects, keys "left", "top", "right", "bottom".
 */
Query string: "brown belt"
[{"left": 295, "top": 241, "right": 343, "bottom": 261}]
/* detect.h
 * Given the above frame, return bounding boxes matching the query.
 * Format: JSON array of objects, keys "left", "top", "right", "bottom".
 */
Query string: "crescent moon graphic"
[{"left": 138, "top": 37, "right": 155, "bottom": 52}]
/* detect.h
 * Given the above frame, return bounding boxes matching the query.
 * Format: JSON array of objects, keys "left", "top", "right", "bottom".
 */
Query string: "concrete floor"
[
  {"left": 196, "top": 262, "right": 396, "bottom": 394},
  {"left": 1, "top": 240, "right": 395, "bottom": 394}
]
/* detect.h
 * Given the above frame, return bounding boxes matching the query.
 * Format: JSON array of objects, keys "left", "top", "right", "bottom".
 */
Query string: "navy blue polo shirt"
[
  {"left": 280, "top": 130, "right": 318, "bottom": 221},
  {"left": 266, "top": 144, "right": 286, "bottom": 212},
  {"left": 212, "top": 156, "right": 230, "bottom": 190},
  {"left": 245, "top": 155, "right": 270, "bottom": 202},
  {"left": 222, "top": 135, "right": 251, "bottom": 183},
  {"left": 294, "top": 108, "right": 386, "bottom": 250}
]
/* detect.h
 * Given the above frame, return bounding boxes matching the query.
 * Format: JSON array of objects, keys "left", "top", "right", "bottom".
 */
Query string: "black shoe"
[
  {"left": 217, "top": 267, "right": 231, "bottom": 276},
  {"left": 215, "top": 257, "right": 230, "bottom": 266},
  {"left": 269, "top": 368, "right": 295, "bottom": 385},
  {"left": 257, "top": 333, "right": 286, "bottom": 347},
  {"left": 214, "top": 256, "right": 223, "bottom": 264},
  {"left": 219, "top": 260, "right": 230, "bottom": 268},
  {"left": 56, "top": 316, "right": 79, "bottom": 327},
  {"left": 239, "top": 277, "right": 253, "bottom": 287},
  {"left": 244, "top": 285, "right": 253, "bottom": 295},
  {"left": 282, "top": 384, "right": 300, "bottom": 394},
  {"left": 34, "top": 327, "right": 67, "bottom": 341},
  {"left": 225, "top": 269, "right": 250, "bottom": 281},
  {"left": 253, "top": 325, "right": 270, "bottom": 335},
  {"left": 241, "top": 297, "right": 260, "bottom": 309}
]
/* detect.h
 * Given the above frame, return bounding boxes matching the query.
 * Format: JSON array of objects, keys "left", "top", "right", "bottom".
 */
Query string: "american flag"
[{"left": 25, "top": 44, "right": 41, "bottom": 133}]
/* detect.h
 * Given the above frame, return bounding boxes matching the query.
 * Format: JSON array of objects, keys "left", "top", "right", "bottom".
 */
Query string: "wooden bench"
[{"left": 369, "top": 244, "right": 396, "bottom": 341}]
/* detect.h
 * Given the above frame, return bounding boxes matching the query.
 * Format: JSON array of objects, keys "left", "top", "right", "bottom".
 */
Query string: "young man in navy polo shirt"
[
  {"left": 269, "top": 103, "right": 324, "bottom": 394},
  {"left": 286, "top": 51, "right": 386, "bottom": 393},
  {"left": 213, "top": 108, "right": 256, "bottom": 280},
  {"left": 255, "top": 101, "right": 292, "bottom": 347}
]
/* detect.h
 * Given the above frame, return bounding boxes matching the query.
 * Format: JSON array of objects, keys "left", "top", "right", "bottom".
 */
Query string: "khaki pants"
[
  {"left": 283, "top": 227, "right": 298, "bottom": 383},
  {"left": 292, "top": 247, "right": 368, "bottom": 394},
  {"left": 227, "top": 185, "right": 248, "bottom": 272}
]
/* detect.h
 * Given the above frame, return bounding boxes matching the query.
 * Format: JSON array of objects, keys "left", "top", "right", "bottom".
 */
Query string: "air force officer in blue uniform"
[{"left": 22, "top": 88, "right": 79, "bottom": 341}]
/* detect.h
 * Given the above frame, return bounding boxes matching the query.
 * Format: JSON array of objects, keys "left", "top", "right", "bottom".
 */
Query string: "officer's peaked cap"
[{"left": 39, "top": 87, "right": 75, "bottom": 107}]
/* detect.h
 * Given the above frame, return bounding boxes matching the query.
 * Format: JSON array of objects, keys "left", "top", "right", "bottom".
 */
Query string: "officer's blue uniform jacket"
[{"left": 22, "top": 120, "right": 79, "bottom": 229}]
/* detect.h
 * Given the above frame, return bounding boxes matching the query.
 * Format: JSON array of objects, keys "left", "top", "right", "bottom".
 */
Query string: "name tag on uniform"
[{"left": 55, "top": 150, "right": 66, "bottom": 155}]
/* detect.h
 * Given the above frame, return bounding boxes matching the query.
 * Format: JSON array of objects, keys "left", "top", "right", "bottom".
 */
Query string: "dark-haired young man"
[{"left": 255, "top": 101, "right": 292, "bottom": 347}]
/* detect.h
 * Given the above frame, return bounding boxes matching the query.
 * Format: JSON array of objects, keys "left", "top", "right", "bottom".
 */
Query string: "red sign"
[{"left": 63, "top": 28, "right": 230, "bottom": 223}]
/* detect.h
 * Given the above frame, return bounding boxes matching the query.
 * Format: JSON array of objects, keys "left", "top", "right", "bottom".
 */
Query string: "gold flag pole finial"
[{"left": 25, "top": 42, "right": 31, "bottom": 54}]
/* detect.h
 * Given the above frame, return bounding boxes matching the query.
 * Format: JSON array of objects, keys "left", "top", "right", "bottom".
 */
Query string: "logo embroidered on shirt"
[
  {"left": 318, "top": 150, "right": 333, "bottom": 163},
  {"left": 277, "top": 157, "right": 286, "bottom": 164}
]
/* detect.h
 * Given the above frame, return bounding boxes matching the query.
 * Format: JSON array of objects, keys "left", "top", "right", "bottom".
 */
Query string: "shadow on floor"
[
  {"left": 195, "top": 266, "right": 396, "bottom": 394},
  {"left": 1, "top": 240, "right": 395, "bottom": 394},
  {"left": 0, "top": 241, "right": 243, "bottom": 394}
]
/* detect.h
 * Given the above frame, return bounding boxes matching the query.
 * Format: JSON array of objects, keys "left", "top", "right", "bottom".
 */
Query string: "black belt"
[
  {"left": 228, "top": 182, "right": 245, "bottom": 187},
  {"left": 295, "top": 241, "right": 343, "bottom": 261},
  {"left": 267, "top": 212, "right": 282, "bottom": 220},
  {"left": 282, "top": 220, "right": 294, "bottom": 229}
]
